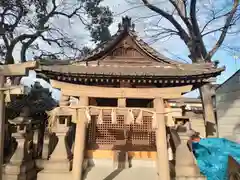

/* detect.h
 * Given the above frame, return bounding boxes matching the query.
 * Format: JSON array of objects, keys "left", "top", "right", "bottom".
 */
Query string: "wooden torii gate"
[{"left": 0, "top": 61, "right": 38, "bottom": 180}]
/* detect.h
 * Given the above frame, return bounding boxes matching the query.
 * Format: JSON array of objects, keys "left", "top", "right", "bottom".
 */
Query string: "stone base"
[
  {"left": 35, "top": 160, "right": 70, "bottom": 172},
  {"left": 37, "top": 172, "right": 72, "bottom": 180},
  {"left": 3, "top": 167, "right": 36, "bottom": 180},
  {"left": 37, "top": 159, "right": 71, "bottom": 180},
  {"left": 3, "top": 161, "right": 37, "bottom": 180}
]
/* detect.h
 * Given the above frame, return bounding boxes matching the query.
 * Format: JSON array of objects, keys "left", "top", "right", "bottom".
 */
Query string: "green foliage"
[
  {"left": 80, "top": 0, "right": 113, "bottom": 43},
  {"left": 0, "top": 0, "right": 113, "bottom": 63}
]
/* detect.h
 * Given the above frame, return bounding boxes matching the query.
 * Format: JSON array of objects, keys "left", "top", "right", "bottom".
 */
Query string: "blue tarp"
[{"left": 192, "top": 138, "right": 240, "bottom": 180}]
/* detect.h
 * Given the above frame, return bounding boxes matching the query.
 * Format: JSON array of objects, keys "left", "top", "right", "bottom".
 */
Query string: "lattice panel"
[{"left": 87, "top": 115, "right": 156, "bottom": 150}]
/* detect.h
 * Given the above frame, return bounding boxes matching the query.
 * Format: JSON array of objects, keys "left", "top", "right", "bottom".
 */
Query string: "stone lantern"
[
  {"left": 3, "top": 107, "right": 37, "bottom": 180},
  {"left": 37, "top": 115, "right": 72, "bottom": 180}
]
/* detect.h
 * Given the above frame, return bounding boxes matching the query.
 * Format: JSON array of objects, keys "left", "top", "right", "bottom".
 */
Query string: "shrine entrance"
[
  {"left": 87, "top": 114, "right": 156, "bottom": 167},
  {"left": 87, "top": 115, "right": 156, "bottom": 151}
]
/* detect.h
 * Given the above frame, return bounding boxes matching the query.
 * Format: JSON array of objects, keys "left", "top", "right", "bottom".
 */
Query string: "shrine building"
[{"left": 36, "top": 16, "right": 224, "bottom": 180}]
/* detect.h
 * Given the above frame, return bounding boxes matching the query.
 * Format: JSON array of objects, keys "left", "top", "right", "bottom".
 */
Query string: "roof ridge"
[{"left": 73, "top": 16, "right": 197, "bottom": 66}]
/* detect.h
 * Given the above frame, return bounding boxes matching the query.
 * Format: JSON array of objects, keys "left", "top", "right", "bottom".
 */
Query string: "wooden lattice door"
[{"left": 87, "top": 115, "right": 156, "bottom": 151}]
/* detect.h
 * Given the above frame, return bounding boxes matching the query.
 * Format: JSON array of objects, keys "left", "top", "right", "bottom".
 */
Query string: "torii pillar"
[
  {"left": 154, "top": 97, "right": 170, "bottom": 180},
  {"left": 0, "top": 61, "right": 38, "bottom": 180}
]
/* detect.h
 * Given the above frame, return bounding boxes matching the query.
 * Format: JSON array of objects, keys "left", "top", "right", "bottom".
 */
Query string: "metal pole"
[{"left": 0, "top": 75, "right": 5, "bottom": 180}]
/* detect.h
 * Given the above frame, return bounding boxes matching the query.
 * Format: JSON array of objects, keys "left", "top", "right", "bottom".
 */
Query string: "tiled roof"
[
  {"left": 39, "top": 63, "right": 223, "bottom": 77},
  {"left": 37, "top": 16, "right": 224, "bottom": 79},
  {"left": 73, "top": 25, "right": 179, "bottom": 64}
]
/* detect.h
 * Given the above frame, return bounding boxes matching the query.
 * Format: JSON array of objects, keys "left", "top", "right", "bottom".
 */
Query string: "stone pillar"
[
  {"left": 154, "top": 98, "right": 170, "bottom": 180},
  {"left": 175, "top": 133, "right": 201, "bottom": 177},
  {"left": 4, "top": 117, "right": 37, "bottom": 180},
  {"left": 72, "top": 96, "right": 88, "bottom": 180},
  {"left": 37, "top": 116, "right": 71, "bottom": 180}
]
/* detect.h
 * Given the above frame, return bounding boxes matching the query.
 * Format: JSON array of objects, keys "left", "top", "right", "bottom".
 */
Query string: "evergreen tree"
[{"left": 80, "top": 0, "right": 113, "bottom": 43}]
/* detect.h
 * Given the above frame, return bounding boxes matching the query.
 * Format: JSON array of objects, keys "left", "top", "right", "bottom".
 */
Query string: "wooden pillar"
[
  {"left": 154, "top": 98, "right": 170, "bottom": 180},
  {"left": 118, "top": 98, "right": 126, "bottom": 107},
  {"left": 115, "top": 98, "right": 128, "bottom": 169},
  {"left": 72, "top": 96, "right": 88, "bottom": 180}
]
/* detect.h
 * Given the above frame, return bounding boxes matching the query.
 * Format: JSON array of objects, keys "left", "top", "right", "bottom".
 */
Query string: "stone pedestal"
[
  {"left": 37, "top": 117, "right": 71, "bottom": 180},
  {"left": 175, "top": 134, "right": 201, "bottom": 177},
  {"left": 3, "top": 117, "right": 37, "bottom": 180}
]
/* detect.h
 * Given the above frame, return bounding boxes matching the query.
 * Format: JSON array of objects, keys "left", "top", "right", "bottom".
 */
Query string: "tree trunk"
[
  {"left": 21, "top": 38, "right": 37, "bottom": 63},
  {"left": 20, "top": 45, "right": 27, "bottom": 63},
  {"left": 5, "top": 53, "right": 14, "bottom": 64},
  {"left": 5, "top": 46, "right": 15, "bottom": 64},
  {"left": 199, "top": 83, "right": 217, "bottom": 137}
]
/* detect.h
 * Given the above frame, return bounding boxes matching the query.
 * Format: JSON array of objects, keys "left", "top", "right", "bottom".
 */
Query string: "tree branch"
[
  {"left": 142, "top": 0, "right": 190, "bottom": 44},
  {"left": 169, "top": 0, "right": 193, "bottom": 32},
  {"left": 200, "top": 12, "right": 230, "bottom": 34},
  {"left": 206, "top": 0, "right": 239, "bottom": 60},
  {"left": 190, "top": 0, "right": 208, "bottom": 59}
]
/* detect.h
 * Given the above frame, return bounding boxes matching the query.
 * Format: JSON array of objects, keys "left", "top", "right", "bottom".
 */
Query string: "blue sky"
[{"left": 20, "top": 0, "right": 240, "bottom": 100}]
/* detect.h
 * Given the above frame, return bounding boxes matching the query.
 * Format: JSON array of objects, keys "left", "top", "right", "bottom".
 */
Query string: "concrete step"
[
  {"left": 83, "top": 166, "right": 206, "bottom": 180},
  {"left": 83, "top": 167, "right": 157, "bottom": 180}
]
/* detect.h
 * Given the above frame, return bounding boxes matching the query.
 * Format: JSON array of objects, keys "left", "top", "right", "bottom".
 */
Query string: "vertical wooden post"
[
  {"left": 72, "top": 96, "right": 88, "bottom": 180},
  {"left": 0, "top": 76, "right": 4, "bottom": 180},
  {"left": 118, "top": 98, "right": 126, "bottom": 108},
  {"left": 154, "top": 98, "right": 170, "bottom": 180},
  {"left": 115, "top": 98, "right": 128, "bottom": 169}
]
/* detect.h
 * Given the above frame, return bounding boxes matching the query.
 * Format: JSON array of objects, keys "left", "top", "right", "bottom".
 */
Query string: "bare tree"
[
  {"left": 0, "top": 0, "right": 113, "bottom": 64},
  {"left": 138, "top": 0, "right": 240, "bottom": 137}
]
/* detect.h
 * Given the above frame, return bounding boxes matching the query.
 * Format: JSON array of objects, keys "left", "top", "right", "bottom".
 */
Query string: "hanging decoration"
[
  {"left": 45, "top": 105, "right": 182, "bottom": 128},
  {"left": 71, "top": 109, "right": 77, "bottom": 123},
  {"left": 151, "top": 112, "right": 157, "bottom": 129},
  {"left": 136, "top": 109, "right": 143, "bottom": 124},
  {"left": 167, "top": 113, "right": 175, "bottom": 127},
  {"left": 111, "top": 108, "right": 117, "bottom": 124},
  {"left": 126, "top": 109, "right": 135, "bottom": 124},
  {"left": 85, "top": 107, "right": 91, "bottom": 123},
  {"left": 46, "top": 108, "right": 58, "bottom": 132},
  {"left": 97, "top": 109, "right": 103, "bottom": 124}
]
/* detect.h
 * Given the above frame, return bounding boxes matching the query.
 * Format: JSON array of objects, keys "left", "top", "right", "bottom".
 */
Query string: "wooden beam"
[
  {"left": 3, "top": 86, "right": 29, "bottom": 95},
  {"left": 4, "top": 86, "right": 30, "bottom": 102},
  {"left": 50, "top": 80, "right": 192, "bottom": 99},
  {"left": 0, "top": 61, "right": 38, "bottom": 76}
]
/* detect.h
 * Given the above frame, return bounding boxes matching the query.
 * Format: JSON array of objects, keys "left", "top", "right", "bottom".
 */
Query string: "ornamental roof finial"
[{"left": 118, "top": 16, "right": 135, "bottom": 32}]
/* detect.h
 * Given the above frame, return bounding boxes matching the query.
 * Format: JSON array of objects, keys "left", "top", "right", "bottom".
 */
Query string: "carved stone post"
[
  {"left": 154, "top": 98, "right": 170, "bottom": 180},
  {"left": 72, "top": 96, "right": 88, "bottom": 180},
  {"left": 3, "top": 116, "right": 36, "bottom": 180},
  {"left": 37, "top": 116, "right": 71, "bottom": 180},
  {"left": 175, "top": 133, "right": 201, "bottom": 177}
]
